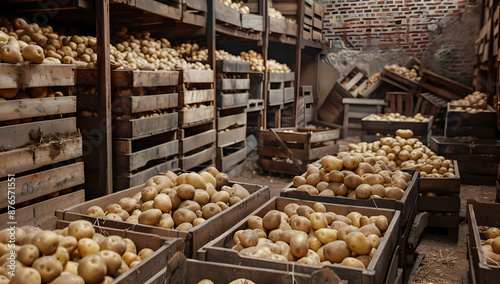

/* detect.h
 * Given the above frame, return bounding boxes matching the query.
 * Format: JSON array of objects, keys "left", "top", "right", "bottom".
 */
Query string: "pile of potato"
[
  {"left": 230, "top": 201, "right": 390, "bottom": 269},
  {"left": 358, "top": 73, "right": 380, "bottom": 96},
  {"left": 216, "top": 50, "right": 242, "bottom": 61},
  {"left": 365, "top": 113, "right": 429, "bottom": 122},
  {"left": 385, "top": 65, "right": 420, "bottom": 81},
  {"left": 198, "top": 279, "right": 253, "bottom": 284},
  {"left": 0, "top": 17, "right": 97, "bottom": 67},
  {"left": 450, "top": 91, "right": 490, "bottom": 112},
  {"left": 217, "top": 0, "right": 250, "bottom": 14},
  {"left": 480, "top": 227, "right": 500, "bottom": 265},
  {"left": 238, "top": 50, "right": 291, "bottom": 73},
  {"left": 285, "top": 156, "right": 413, "bottom": 200},
  {"left": 268, "top": 7, "right": 296, "bottom": 24},
  {"left": 0, "top": 220, "right": 155, "bottom": 284},
  {"left": 85, "top": 168, "right": 251, "bottom": 231},
  {"left": 346, "top": 129, "right": 456, "bottom": 178}
]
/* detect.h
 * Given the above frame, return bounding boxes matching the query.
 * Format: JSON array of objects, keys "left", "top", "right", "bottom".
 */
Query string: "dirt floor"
[{"left": 230, "top": 151, "right": 498, "bottom": 284}]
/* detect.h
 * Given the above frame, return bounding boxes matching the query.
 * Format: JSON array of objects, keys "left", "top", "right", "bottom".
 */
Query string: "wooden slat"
[
  {"left": 217, "top": 127, "right": 246, "bottom": 147},
  {"left": 418, "top": 195, "right": 460, "bottom": 212},
  {"left": 218, "top": 145, "right": 246, "bottom": 172},
  {"left": 112, "top": 70, "right": 179, "bottom": 87},
  {"left": 114, "top": 113, "right": 178, "bottom": 138},
  {"left": 114, "top": 140, "right": 179, "bottom": 172},
  {"left": 179, "top": 129, "right": 216, "bottom": 154},
  {"left": 215, "top": 0, "right": 241, "bottom": 26},
  {"left": 0, "top": 162, "right": 84, "bottom": 209},
  {"left": 179, "top": 89, "right": 215, "bottom": 105},
  {"left": 217, "top": 78, "right": 250, "bottom": 90},
  {"left": 0, "top": 190, "right": 84, "bottom": 227},
  {"left": 181, "top": 146, "right": 216, "bottom": 170},
  {"left": 216, "top": 60, "right": 251, "bottom": 73},
  {"left": 0, "top": 64, "right": 75, "bottom": 89},
  {"left": 134, "top": 0, "right": 182, "bottom": 20},
  {"left": 218, "top": 112, "right": 246, "bottom": 130},
  {"left": 217, "top": 92, "right": 249, "bottom": 109},
  {"left": 181, "top": 69, "right": 214, "bottom": 83},
  {"left": 0, "top": 96, "right": 76, "bottom": 122},
  {"left": 113, "top": 93, "right": 178, "bottom": 113},
  {"left": 179, "top": 107, "right": 214, "bottom": 127},
  {"left": 241, "top": 13, "right": 264, "bottom": 31},
  {"left": 0, "top": 117, "right": 77, "bottom": 151},
  {"left": 114, "top": 159, "right": 180, "bottom": 190}
]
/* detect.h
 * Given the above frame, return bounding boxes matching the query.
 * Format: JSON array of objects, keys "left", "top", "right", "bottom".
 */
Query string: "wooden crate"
[
  {"left": 342, "top": 98, "right": 386, "bottom": 138},
  {"left": 241, "top": 13, "right": 264, "bottom": 31},
  {"left": 0, "top": 63, "right": 75, "bottom": 89},
  {"left": 198, "top": 196, "right": 400, "bottom": 284},
  {"left": 269, "top": 17, "right": 298, "bottom": 37},
  {"left": 0, "top": 190, "right": 84, "bottom": 228},
  {"left": 178, "top": 69, "right": 215, "bottom": 127},
  {"left": 122, "top": 0, "right": 182, "bottom": 20},
  {"left": 337, "top": 67, "right": 370, "bottom": 98},
  {"left": 303, "top": 24, "right": 312, "bottom": 40},
  {"left": 216, "top": 62, "right": 251, "bottom": 109},
  {"left": 57, "top": 181, "right": 269, "bottom": 258},
  {"left": 215, "top": 0, "right": 242, "bottom": 27},
  {"left": 268, "top": 73, "right": 285, "bottom": 106},
  {"left": 216, "top": 140, "right": 246, "bottom": 172},
  {"left": 281, "top": 170, "right": 419, "bottom": 228},
  {"left": 146, "top": 255, "right": 347, "bottom": 284},
  {"left": 417, "top": 70, "right": 472, "bottom": 101},
  {"left": 53, "top": 220, "right": 181, "bottom": 284},
  {"left": 114, "top": 159, "right": 180, "bottom": 191},
  {"left": 312, "top": 30, "right": 322, "bottom": 42},
  {"left": 249, "top": 71, "right": 264, "bottom": 101},
  {"left": 0, "top": 96, "right": 76, "bottom": 122},
  {"left": 385, "top": 92, "right": 414, "bottom": 117},
  {"left": 258, "top": 127, "right": 340, "bottom": 175},
  {"left": 418, "top": 161, "right": 461, "bottom": 229},
  {"left": 182, "top": 0, "right": 207, "bottom": 27},
  {"left": 313, "top": 2, "right": 324, "bottom": 30},
  {"left": 178, "top": 121, "right": 217, "bottom": 171},
  {"left": 413, "top": 92, "right": 447, "bottom": 118},
  {"left": 217, "top": 111, "right": 246, "bottom": 147},
  {"left": 381, "top": 67, "right": 419, "bottom": 93},
  {"left": 114, "top": 112, "right": 179, "bottom": 139},
  {"left": 445, "top": 104, "right": 497, "bottom": 138},
  {"left": 467, "top": 200, "right": 500, "bottom": 283},
  {"left": 361, "top": 114, "right": 433, "bottom": 144}
]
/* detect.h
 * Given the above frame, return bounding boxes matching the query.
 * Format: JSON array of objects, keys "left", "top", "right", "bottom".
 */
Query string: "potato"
[
  {"left": 153, "top": 193, "right": 172, "bottom": 213},
  {"left": 199, "top": 172, "right": 217, "bottom": 188},
  {"left": 202, "top": 203, "right": 222, "bottom": 219},
  {"left": 185, "top": 173, "right": 207, "bottom": 189},
  {"left": 210, "top": 191, "right": 230, "bottom": 204},
  {"left": 290, "top": 216, "right": 312, "bottom": 233},
  {"left": 309, "top": 213, "right": 328, "bottom": 230},
  {"left": 374, "top": 216, "right": 389, "bottom": 232},
  {"left": 293, "top": 176, "right": 307, "bottom": 187},
  {"left": 78, "top": 238, "right": 100, "bottom": 257},
  {"left": 32, "top": 231, "right": 59, "bottom": 255},
  {"left": 86, "top": 206, "right": 105, "bottom": 218},
  {"left": 283, "top": 203, "right": 299, "bottom": 217},
  {"left": 173, "top": 208, "right": 197, "bottom": 226},
  {"left": 17, "top": 244, "right": 39, "bottom": 266},
  {"left": 78, "top": 255, "right": 107, "bottom": 284},
  {"left": 239, "top": 230, "right": 259, "bottom": 248},
  {"left": 385, "top": 187, "right": 404, "bottom": 200},
  {"left": 140, "top": 201, "right": 154, "bottom": 211},
  {"left": 0, "top": 88, "right": 19, "bottom": 99},
  {"left": 327, "top": 182, "right": 347, "bottom": 196},
  {"left": 337, "top": 225, "right": 358, "bottom": 241},
  {"left": 141, "top": 186, "right": 158, "bottom": 201},
  {"left": 485, "top": 227, "right": 500, "bottom": 239},
  {"left": 59, "top": 236, "right": 78, "bottom": 255},
  {"left": 396, "top": 129, "right": 413, "bottom": 139},
  {"left": 355, "top": 184, "right": 373, "bottom": 200},
  {"left": 345, "top": 232, "right": 372, "bottom": 255},
  {"left": 51, "top": 246, "right": 69, "bottom": 267},
  {"left": 357, "top": 255, "right": 371, "bottom": 268},
  {"left": 193, "top": 189, "right": 210, "bottom": 205},
  {"left": 9, "top": 267, "right": 41, "bottom": 284},
  {"left": 32, "top": 256, "right": 62, "bottom": 282},
  {"left": 22, "top": 45, "right": 44, "bottom": 63},
  {"left": 50, "top": 274, "right": 85, "bottom": 284},
  {"left": 359, "top": 224, "right": 381, "bottom": 237},
  {"left": 216, "top": 173, "right": 229, "bottom": 189},
  {"left": 323, "top": 240, "right": 350, "bottom": 263},
  {"left": 296, "top": 205, "right": 314, "bottom": 218},
  {"left": 106, "top": 204, "right": 122, "bottom": 214},
  {"left": 138, "top": 209, "right": 162, "bottom": 226},
  {"left": 344, "top": 174, "right": 362, "bottom": 189},
  {"left": 346, "top": 212, "right": 363, "bottom": 228},
  {"left": 321, "top": 156, "right": 344, "bottom": 171},
  {"left": 64, "top": 260, "right": 79, "bottom": 275},
  {"left": 343, "top": 155, "right": 360, "bottom": 170},
  {"left": 177, "top": 184, "right": 195, "bottom": 200},
  {"left": 146, "top": 175, "right": 173, "bottom": 191},
  {"left": 290, "top": 233, "right": 309, "bottom": 258},
  {"left": 315, "top": 228, "right": 338, "bottom": 245},
  {"left": 100, "top": 235, "right": 126, "bottom": 256},
  {"left": 296, "top": 184, "right": 319, "bottom": 195},
  {"left": 262, "top": 210, "right": 282, "bottom": 231},
  {"left": 96, "top": 250, "right": 122, "bottom": 276},
  {"left": 0, "top": 44, "right": 22, "bottom": 63},
  {"left": 341, "top": 257, "right": 365, "bottom": 269},
  {"left": 119, "top": 197, "right": 138, "bottom": 213}
]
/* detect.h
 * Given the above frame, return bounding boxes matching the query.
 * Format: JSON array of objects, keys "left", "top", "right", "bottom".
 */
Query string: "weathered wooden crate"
[
  {"left": 467, "top": 200, "right": 500, "bottom": 283},
  {"left": 119, "top": 0, "right": 182, "bottom": 20},
  {"left": 178, "top": 69, "right": 215, "bottom": 127},
  {"left": 57, "top": 181, "right": 269, "bottom": 258},
  {"left": 0, "top": 190, "right": 84, "bottom": 228},
  {"left": 114, "top": 159, "right": 180, "bottom": 191},
  {"left": 0, "top": 135, "right": 82, "bottom": 179},
  {"left": 361, "top": 114, "right": 433, "bottom": 144},
  {"left": 269, "top": 17, "right": 297, "bottom": 37},
  {"left": 312, "top": 30, "right": 322, "bottom": 42},
  {"left": 215, "top": 0, "right": 242, "bottom": 27},
  {"left": 178, "top": 121, "right": 216, "bottom": 171},
  {"left": 241, "top": 13, "right": 264, "bottom": 31},
  {"left": 146, "top": 255, "right": 348, "bottom": 284},
  {"left": 417, "top": 70, "right": 472, "bottom": 101},
  {"left": 114, "top": 112, "right": 179, "bottom": 139},
  {"left": 0, "top": 63, "right": 75, "bottom": 89},
  {"left": 303, "top": 24, "right": 312, "bottom": 40},
  {"left": 418, "top": 161, "right": 461, "bottom": 229},
  {"left": 114, "top": 131, "right": 179, "bottom": 173},
  {"left": 430, "top": 137, "right": 500, "bottom": 185},
  {"left": 249, "top": 71, "right": 264, "bottom": 100},
  {"left": 0, "top": 96, "right": 76, "bottom": 122},
  {"left": 216, "top": 69, "right": 250, "bottom": 109},
  {"left": 313, "top": 2, "right": 324, "bottom": 30},
  {"left": 217, "top": 111, "right": 246, "bottom": 147},
  {"left": 413, "top": 92, "right": 447, "bottom": 118},
  {"left": 343, "top": 98, "right": 386, "bottom": 138},
  {"left": 337, "top": 67, "right": 370, "bottom": 98},
  {"left": 52, "top": 219, "right": 181, "bottom": 284},
  {"left": 198, "top": 196, "right": 400, "bottom": 284},
  {"left": 281, "top": 170, "right": 419, "bottom": 228},
  {"left": 258, "top": 127, "right": 340, "bottom": 175},
  {"left": 385, "top": 91, "right": 414, "bottom": 117},
  {"left": 77, "top": 68, "right": 179, "bottom": 88},
  {"left": 216, "top": 60, "right": 251, "bottom": 73},
  {"left": 445, "top": 103, "right": 497, "bottom": 138},
  {"left": 217, "top": 140, "right": 246, "bottom": 172},
  {"left": 111, "top": 92, "right": 178, "bottom": 115},
  {"left": 381, "top": 67, "right": 419, "bottom": 93},
  {"left": 0, "top": 161, "right": 85, "bottom": 212},
  {"left": 182, "top": 0, "right": 207, "bottom": 26}
]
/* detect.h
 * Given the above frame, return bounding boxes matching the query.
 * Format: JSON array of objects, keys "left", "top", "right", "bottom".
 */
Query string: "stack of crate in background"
[
  {"left": 0, "top": 63, "right": 85, "bottom": 226},
  {"left": 216, "top": 60, "right": 250, "bottom": 175},
  {"left": 303, "top": 0, "right": 314, "bottom": 40},
  {"left": 178, "top": 69, "right": 216, "bottom": 172},
  {"left": 281, "top": 73, "right": 297, "bottom": 127},
  {"left": 312, "top": 1, "right": 324, "bottom": 42},
  {"left": 76, "top": 69, "right": 180, "bottom": 192},
  {"left": 267, "top": 72, "right": 296, "bottom": 128},
  {"left": 246, "top": 71, "right": 265, "bottom": 136}
]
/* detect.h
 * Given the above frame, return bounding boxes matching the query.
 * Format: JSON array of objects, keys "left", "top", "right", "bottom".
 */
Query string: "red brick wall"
[{"left": 320, "top": 0, "right": 479, "bottom": 57}]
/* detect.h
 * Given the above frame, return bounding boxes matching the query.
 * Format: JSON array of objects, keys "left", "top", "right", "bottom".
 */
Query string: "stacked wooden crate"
[
  {"left": 258, "top": 127, "right": 339, "bottom": 175},
  {"left": 474, "top": 0, "right": 496, "bottom": 92},
  {"left": 444, "top": 103, "right": 497, "bottom": 138},
  {"left": 216, "top": 60, "right": 250, "bottom": 174},
  {"left": 214, "top": 0, "right": 264, "bottom": 33},
  {"left": 247, "top": 71, "right": 265, "bottom": 136},
  {"left": 267, "top": 72, "right": 296, "bottom": 128},
  {"left": 303, "top": 0, "right": 314, "bottom": 40},
  {"left": 430, "top": 137, "right": 500, "bottom": 185},
  {"left": 312, "top": 1, "right": 324, "bottom": 42},
  {"left": 268, "top": 0, "right": 298, "bottom": 42},
  {"left": 183, "top": 0, "right": 207, "bottom": 27},
  {"left": 76, "top": 69, "right": 180, "bottom": 192},
  {"left": 342, "top": 98, "right": 386, "bottom": 138},
  {"left": 281, "top": 72, "right": 296, "bottom": 127},
  {"left": 178, "top": 69, "right": 216, "bottom": 171},
  {"left": 0, "top": 63, "right": 85, "bottom": 225},
  {"left": 303, "top": 85, "right": 314, "bottom": 125}
]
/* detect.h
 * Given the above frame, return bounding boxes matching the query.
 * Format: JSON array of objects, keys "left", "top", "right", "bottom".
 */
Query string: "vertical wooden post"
[
  {"left": 294, "top": 0, "right": 304, "bottom": 127},
  {"left": 207, "top": 0, "right": 217, "bottom": 142},
  {"left": 261, "top": 0, "right": 268, "bottom": 129},
  {"left": 96, "top": 0, "right": 112, "bottom": 196}
]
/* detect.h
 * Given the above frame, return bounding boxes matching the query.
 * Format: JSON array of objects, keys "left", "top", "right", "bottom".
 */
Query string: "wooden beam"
[
  {"left": 294, "top": 0, "right": 305, "bottom": 127},
  {"left": 207, "top": 0, "right": 217, "bottom": 134},
  {"left": 261, "top": 0, "right": 268, "bottom": 129},
  {"left": 96, "top": 0, "right": 113, "bottom": 195}
]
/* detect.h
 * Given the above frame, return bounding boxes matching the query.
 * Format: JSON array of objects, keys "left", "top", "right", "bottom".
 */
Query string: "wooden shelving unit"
[{"left": 1, "top": 0, "right": 325, "bottom": 195}]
